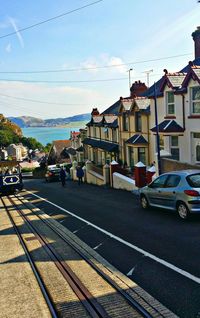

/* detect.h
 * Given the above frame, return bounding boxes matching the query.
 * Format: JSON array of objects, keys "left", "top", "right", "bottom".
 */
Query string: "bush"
[{"left": 21, "top": 167, "right": 35, "bottom": 172}]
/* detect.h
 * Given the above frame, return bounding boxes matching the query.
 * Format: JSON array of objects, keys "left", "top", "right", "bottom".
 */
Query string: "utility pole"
[
  {"left": 127, "top": 68, "right": 133, "bottom": 90},
  {"left": 142, "top": 69, "right": 153, "bottom": 87}
]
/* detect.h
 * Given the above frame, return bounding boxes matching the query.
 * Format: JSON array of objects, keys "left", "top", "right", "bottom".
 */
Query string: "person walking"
[
  {"left": 76, "top": 164, "right": 84, "bottom": 185},
  {"left": 60, "top": 166, "right": 66, "bottom": 187}
]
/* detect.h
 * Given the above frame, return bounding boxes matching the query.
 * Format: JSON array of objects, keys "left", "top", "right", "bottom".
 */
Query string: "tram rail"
[{"left": 1, "top": 193, "right": 177, "bottom": 318}]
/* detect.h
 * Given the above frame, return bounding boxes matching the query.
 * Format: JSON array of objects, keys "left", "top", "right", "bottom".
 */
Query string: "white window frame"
[
  {"left": 166, "top": 91, "right": 175, "bottom": 115},
  {"left": 190, "top": 86, "right": 200, "bottom": 115}
]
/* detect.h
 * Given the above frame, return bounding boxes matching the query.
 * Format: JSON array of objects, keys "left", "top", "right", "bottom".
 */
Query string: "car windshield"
[{"left": 186, "top": 174, "right": 200, "bottom": 187}]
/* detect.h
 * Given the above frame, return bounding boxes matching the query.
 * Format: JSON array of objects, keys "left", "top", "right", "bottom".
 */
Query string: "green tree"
[
  {"left": 0, "top": 128, "right": 20, "bottom": 146},
  {"left": 43, "top": 143, "right": 52, "bottom": 153},
  {"left": 20, "top": 136, "right": 44, "bottom": 150}
]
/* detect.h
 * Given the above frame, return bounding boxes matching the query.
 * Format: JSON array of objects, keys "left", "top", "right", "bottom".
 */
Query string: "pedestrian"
[
  {"left": 76, "top": 164, "right": 84, "bottom": 185},
  {"left": 60, "top": 167, "right": 66, "bottom": 187}
]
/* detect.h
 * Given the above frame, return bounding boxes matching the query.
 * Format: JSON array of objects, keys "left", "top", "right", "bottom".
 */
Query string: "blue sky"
[{"left": 0, "top": 0, "right": 199, "bottom": 119}]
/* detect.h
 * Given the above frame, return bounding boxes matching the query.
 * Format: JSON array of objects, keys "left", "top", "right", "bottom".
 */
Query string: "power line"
[
  {"left": 0, "top": 77, "right": 128, "bottom": 83},
  {"left": 0, "top": 53, "right": 193, "bottom": 74},
  {"left": 0, "top": 0, "right": 103, "bottom": 40},
  {"left": 0, "top": 93, "right": 88, "bottom": 105}
]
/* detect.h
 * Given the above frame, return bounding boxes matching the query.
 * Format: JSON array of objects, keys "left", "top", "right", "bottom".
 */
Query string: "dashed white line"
[{"left": 26, "top": 190, "right": 200, "bottom": 285}]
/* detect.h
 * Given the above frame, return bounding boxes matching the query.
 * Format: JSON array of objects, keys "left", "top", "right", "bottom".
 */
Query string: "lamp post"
[{"left": 127, "top": 68, "right": 133, "bottom": 89}]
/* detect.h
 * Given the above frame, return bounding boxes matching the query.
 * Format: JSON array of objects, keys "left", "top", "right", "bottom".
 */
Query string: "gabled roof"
[
  {"left": 104, "top": 115, "right": 118, "bottom": 123},
  {"left": 160, "top": 73, "right": 186, "bottom": 92},
  {"left": 83, "top": 138, "right": 118, "bottom": 152},
  {"left": 126, "top": 134, "right": 148, "bottom": 145},
  {"left": 151, "top": 120, "right": 184, "bottom": 133},
  {"left": 86, "top": 114, "right": 118, "bottom": 128},
  {"left": 142, "top": 57, "right": 200, "bottom": 98},
  {"left": 52, "top": 140, "right": 71, "bottom": 154},
  {"left": 134, "top": 97, "right": 150, "bottom": 110},
  {"left": 181, "top": 65, "right": 200, "bottom": 89},
  {"left": 93, "top": 115, "right": 103, "bottom": 123},
  {"left": 120, "top": 99, "right": 134, "bottom": 111}
]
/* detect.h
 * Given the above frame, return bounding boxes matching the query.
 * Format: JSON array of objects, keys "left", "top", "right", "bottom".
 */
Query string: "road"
[{"left": 22, "top": 178, "right": 200, "bottom": 318}]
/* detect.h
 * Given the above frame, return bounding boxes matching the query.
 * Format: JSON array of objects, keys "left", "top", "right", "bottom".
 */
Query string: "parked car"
[
  {"left": 45, "top": 165, "right": 61, "bottom": 182},
  {"left": 139, "top": 170, "right": 200, "bottom": 219}
]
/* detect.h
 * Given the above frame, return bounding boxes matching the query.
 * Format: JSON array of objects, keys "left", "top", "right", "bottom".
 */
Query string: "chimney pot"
[{"left": 192, "top": 27, "right": 200, "bottom": 59}]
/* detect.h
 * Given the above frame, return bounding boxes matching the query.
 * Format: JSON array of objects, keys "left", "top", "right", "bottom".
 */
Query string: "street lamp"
[{"left": 127, "top": 68, "right": 133, "bottom": 89}]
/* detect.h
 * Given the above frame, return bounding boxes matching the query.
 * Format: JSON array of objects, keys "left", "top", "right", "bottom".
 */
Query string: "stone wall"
[{"left": 161, "top": 158, "right": 200, "bottom": 173}]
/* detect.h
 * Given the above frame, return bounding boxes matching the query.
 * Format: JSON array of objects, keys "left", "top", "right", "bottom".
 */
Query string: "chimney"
[
  {"left": 192, "top": 27, "right": 200, "bottom": 60},
  {"left": 91, "top": 108, "right": 99, "bottom": 115},
  {"left": 130, "top": 81, "right": 147, "bottom": 98}
]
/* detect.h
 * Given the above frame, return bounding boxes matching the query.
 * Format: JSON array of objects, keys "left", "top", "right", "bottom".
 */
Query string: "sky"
[{"left": 0, "top": 0, "right": 199, "bottom": 119}]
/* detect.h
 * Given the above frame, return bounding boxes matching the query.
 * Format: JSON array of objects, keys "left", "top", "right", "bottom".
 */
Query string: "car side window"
[
  {"left": 150, "top": 175, "right": 168, "bottom": 188},
  {"left": 165, "top": 175, "right": 181, "bottom": 188}
]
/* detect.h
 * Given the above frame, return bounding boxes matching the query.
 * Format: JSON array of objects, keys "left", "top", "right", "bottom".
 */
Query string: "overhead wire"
[
  {"left": 0, "top": 93, "right": 88, "bottom": 105},
  {"left": 0, "top": 77, "right": 128, "bottom": 83},
  {"left": 0, "top": 0, "right": 103, "bottom": 40},
  {"left": 0, "top": 53, "right": 193, "bottom": 74}
]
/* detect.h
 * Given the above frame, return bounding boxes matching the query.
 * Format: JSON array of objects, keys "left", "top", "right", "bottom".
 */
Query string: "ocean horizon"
[{"left": 22, "top": 127, "right": 81, "bottom": 146}]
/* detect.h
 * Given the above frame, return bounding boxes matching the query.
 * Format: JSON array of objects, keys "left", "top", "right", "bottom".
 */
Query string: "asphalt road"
[{"left": 22, "top": 178, "right": 200, "bottom": 318}]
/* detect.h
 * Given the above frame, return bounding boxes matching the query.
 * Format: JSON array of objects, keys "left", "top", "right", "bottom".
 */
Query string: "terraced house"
[
  {"left": 83, "top": 108, "right": 119, "bottom": 165},
  {"left": 84, "top": 81, "right": 151, "bottom": 169},
  {"left": 145, "top": 27, "right": 200, "bottom": 167}
]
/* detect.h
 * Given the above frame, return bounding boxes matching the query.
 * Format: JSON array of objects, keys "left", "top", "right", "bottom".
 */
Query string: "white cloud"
[
  {"left": 107, "top": 56, "right": 127, "bottom": 74},
  {"left": 80, "top": 58, "right": 99, "bottom": 73},
  {"left": 62, "top": 55, "right": 128, "bottom": 75},
  {"left": 0, "top": 81, "right": 111, "bottom": 119}
]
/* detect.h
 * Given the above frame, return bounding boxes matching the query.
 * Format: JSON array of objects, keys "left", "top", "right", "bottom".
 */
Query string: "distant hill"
[{"left": 8, "top": 113, "right": 91, "bottom": 128}]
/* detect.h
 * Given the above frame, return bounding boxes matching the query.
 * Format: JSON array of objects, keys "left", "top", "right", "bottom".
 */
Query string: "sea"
[{"left": 22, "top": 127, "right": 81, "bottom": 146}]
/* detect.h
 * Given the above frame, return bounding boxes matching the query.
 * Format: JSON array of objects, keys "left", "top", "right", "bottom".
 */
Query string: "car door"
[
  {"left": 156, "top": 174, "right": 181, "bottom": 209},
  {"left": 147, "top": 174, "right": 169, "bottom": 206}
]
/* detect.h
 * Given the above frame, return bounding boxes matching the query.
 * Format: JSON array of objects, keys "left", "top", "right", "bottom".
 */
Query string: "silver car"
[{"left": 139, "top": 170, "right": 200, "bottom": 219}]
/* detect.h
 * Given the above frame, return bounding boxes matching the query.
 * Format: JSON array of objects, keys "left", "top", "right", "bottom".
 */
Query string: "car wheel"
[
  {"left": 177, "top": 202, "right": 189, "bottom": 220},
  {"left": 140, "top": 195, "right": 149, "bottom": 209}
]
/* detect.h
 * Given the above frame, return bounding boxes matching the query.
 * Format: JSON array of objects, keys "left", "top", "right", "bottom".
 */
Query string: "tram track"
[{"left": 1, "top": 193, "right": 175, "bottom": 318}]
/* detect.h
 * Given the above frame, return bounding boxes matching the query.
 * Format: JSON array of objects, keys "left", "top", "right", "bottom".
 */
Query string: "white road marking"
[
  {"left": 93, "top": 242, "right": 103, "bottom": 250},
  {"left": 26, "top": 190, "right": 200, "bottom": 285},
  {"left": 127, "top": 267, "right": 135, "bottom": 276}
]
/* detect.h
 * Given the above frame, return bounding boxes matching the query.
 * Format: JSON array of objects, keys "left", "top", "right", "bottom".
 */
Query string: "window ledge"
[
  {"left": 164, "top": 116, "right": 176, "bottom": 119},
  {"left": 188, "top": 115, "right": 200, "bottom": 118}
]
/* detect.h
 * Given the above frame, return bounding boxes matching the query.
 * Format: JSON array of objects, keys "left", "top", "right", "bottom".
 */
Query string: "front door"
[{"left": 192, "top": 133, "right": 200, "bottom": 164}]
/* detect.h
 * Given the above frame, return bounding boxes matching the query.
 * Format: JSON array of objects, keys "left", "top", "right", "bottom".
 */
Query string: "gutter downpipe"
[
  {"left": 181, "top": 94, "right": 186, "bottom": 130},
  {"left": 154, "top": 82, "right": 161, "bottom": 175}
]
